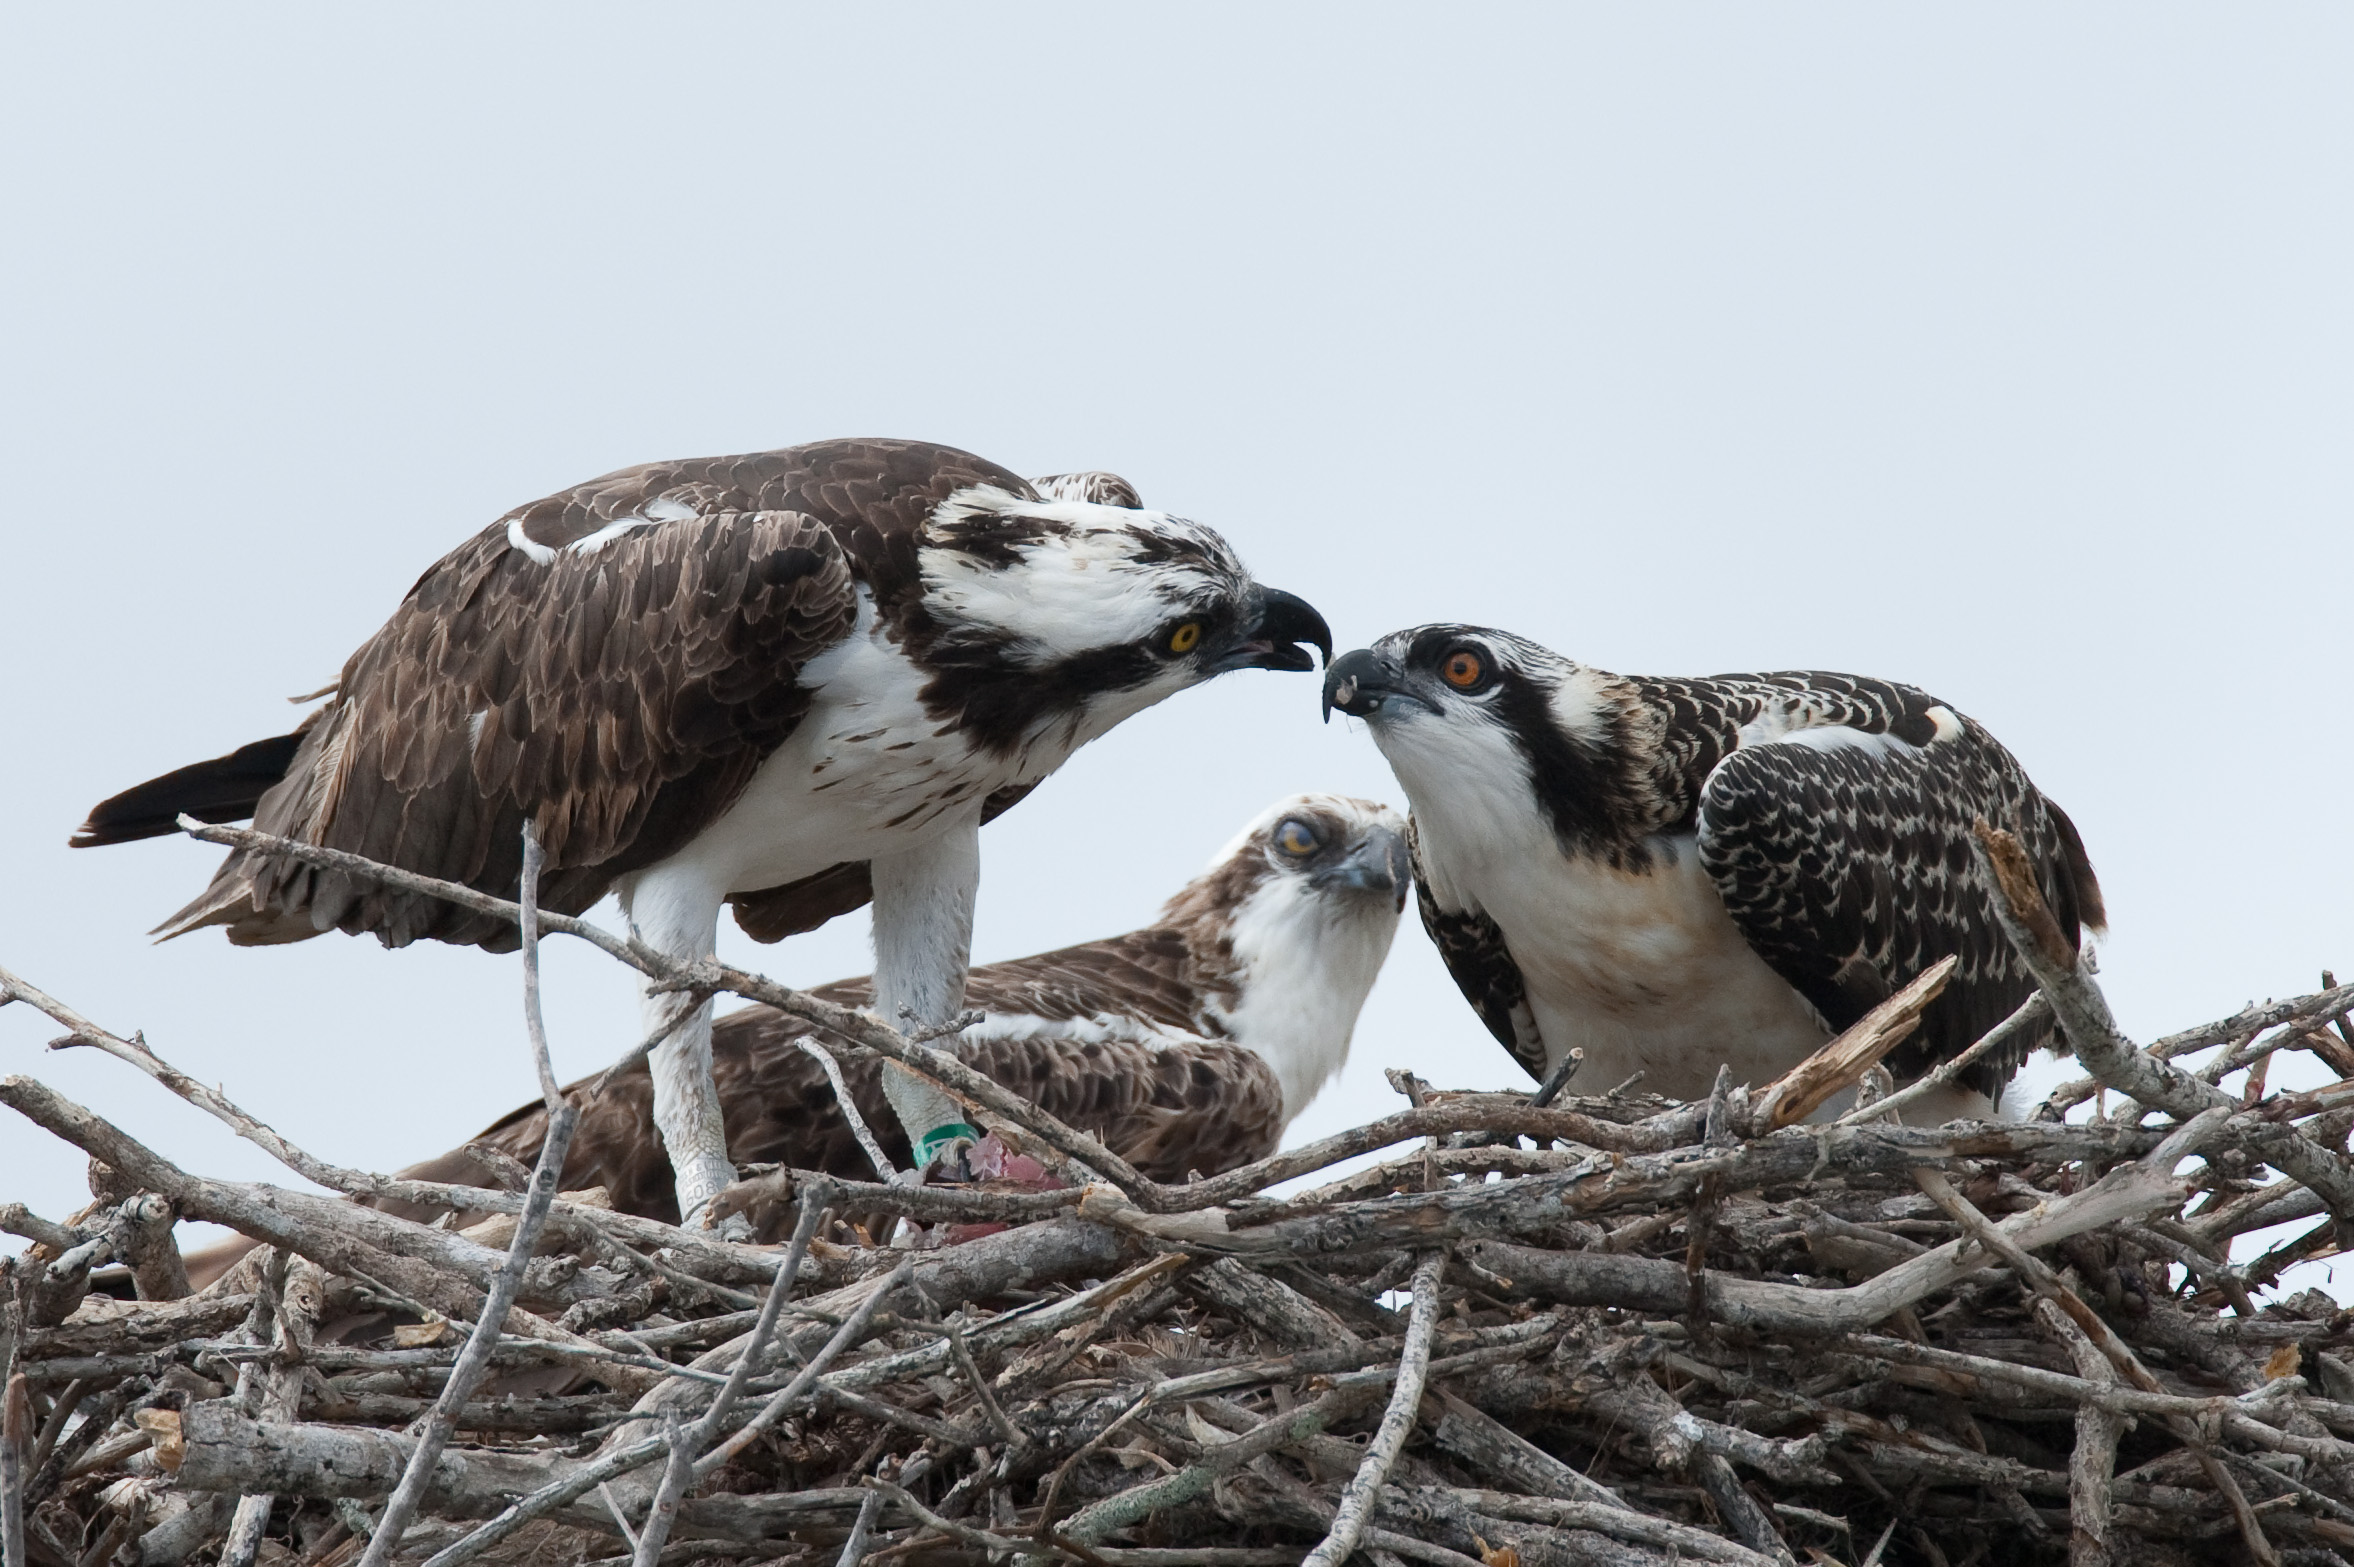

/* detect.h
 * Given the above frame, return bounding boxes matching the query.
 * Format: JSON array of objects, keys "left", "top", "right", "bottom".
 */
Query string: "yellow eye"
[
  {"left": 1274, "top": 819, "right": 1319, "bottom": 856},
  {"left": 1441, "top": 648, "right": 1485, "bottom": 688},
  {"left": 1166, "top": 621, "right": 1203, "bottom": 655}
]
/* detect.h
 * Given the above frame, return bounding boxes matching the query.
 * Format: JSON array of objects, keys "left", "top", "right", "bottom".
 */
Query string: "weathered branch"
[
  {"left": 1748, "top": 956, "right": 1955, "bottom": 1132},
  {"left": 1976, "top": 822, "right": 2354, "bottom": 1221},
  {"left": 1301, "top": 1249, "right": 1445, "bottom": 1567}
]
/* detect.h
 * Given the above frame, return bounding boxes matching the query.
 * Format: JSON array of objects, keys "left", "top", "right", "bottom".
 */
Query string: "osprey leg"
[
  {"left": 620, "top": 871, "right": 737, "bottom": 1222},
  {"left": 869, "top": 825, "right": 982, "bottom": 1173}
]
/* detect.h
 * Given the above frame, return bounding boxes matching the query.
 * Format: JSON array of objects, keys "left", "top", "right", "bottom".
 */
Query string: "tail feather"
[{"left": 70, "top": 733, "right": 304, "bottom": 848}]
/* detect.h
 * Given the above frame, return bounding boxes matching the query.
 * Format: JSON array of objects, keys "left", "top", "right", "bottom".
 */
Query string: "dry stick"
[
  {"left": 1912, "top": 1164, "right": 2280, "bottom": 1567},
  {"left": 1974, "top": 821, "right": 2354, "bottom": 1219},
  {"left": 357, "top": 826, "right": 581, "bottom": 1567},
  {"left": 414, "top": 1436, "right": 674, "bottom": 1567},
  {"left": 692, "top": 1258, "right": 914, "bottom": 1479},
  {"left": 832, "top": 1488, "right": 884, "bottom": 1567},
  {"left": 178, "top": 817, "right": 1156, "bottom": 1201},
  {"left": 799, "top": 1041, "right": 898, "bottom": 1183},
  {"left": 0, "top": 1079, "right": 554, "bottom": 1351},
  {"left": 1060, "top": 1386, "right": 1385, "bottom": 1544},
  {"left": 596, "top": 1482, "right": 642, "bottom": 1556},
  {"left": 628, "top": 1192, "right": 832, "bottom": 1567},
  {"left": 0, "top": 961, "right": 380, "bottom": 1201},
  {"left": 938, "top": 1314, "right": 1018, "bottom": 1451},
  {"left": 3, "top": 972, "right": 729, "bottom": 1319},
  {"left": 1833, "top": 990, "right": 2049, "bottom": 1129},
  {"left": 0, "top": 1001, "right": 754, "bottom": 1297},
  {"left": 1462, "top": 1155, "right": 2181, "bottom": 1334},
  {"left": 1748, "top": 957, "right": 1956, "bottom": 1132},
  {"left": 1301, "top": 1249, "right": 1446, "bottom": 1567},
  {"left": 2033, "top": 1297, "right": 2123, "bottom": 1567},
  {"left": 864, "top": 1478, "right": 1073, "bottom": 1562},
  {"left": 222, "top": 1253, "right": 318, "bottom": 1567},
  {"left": 2043, "top": 985, "right": 2354, "bottom": 1114},
  {"left": 2, "top": 1374, "right": 28, "bottom": 1567},
  {"left": 1528, "top": 1046, "right": 1584, "bottom": 1109},
  {"left": 1838, "top": 1335, "right": 2306, "bottom": 1424}
]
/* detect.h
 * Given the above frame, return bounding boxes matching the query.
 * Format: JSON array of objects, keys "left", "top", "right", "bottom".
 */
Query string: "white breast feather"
[{"left": 1215, "top": 871, "right": 1399, "bottom": 1123}]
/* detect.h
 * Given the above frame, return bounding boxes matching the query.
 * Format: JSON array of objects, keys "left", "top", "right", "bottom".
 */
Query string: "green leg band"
[{"left": 914, "top": 1123, "right": 983, "bottom": 1168}]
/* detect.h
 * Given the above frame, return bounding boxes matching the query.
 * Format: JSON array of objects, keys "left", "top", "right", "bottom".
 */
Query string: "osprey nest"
[{"left": 7, "top": 826, "right": 2354, "bottom": 1567}]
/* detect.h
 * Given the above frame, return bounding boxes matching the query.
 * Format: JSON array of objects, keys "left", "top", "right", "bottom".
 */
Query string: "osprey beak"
[
  {"left": 1309, "top": 824, "right": 1413, "bottom": 912},
  {"left": 1322, "top": 648, "right": 1437, "bottom": 723},
  {"left": 1220, "top": 587, "right": 1332, "bottom": 674}
]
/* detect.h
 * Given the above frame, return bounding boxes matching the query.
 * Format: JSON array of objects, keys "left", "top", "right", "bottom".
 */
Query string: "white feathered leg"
[
  {"left": 616, "top": 868, "right": 736, "bottom": 1222},
  {"left": 868, "top": 819, "right": 981, "bottom": 1172}
]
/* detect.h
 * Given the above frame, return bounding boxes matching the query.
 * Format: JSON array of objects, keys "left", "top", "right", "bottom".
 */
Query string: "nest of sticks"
[{"left": 8, "top": 824, "right": 2354, "bottom": 1567}]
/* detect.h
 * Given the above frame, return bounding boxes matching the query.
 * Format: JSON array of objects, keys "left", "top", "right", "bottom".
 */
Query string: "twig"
[
  {"left": 692, "top": 1259, "right": 914, "bottom": 1478},
  {"left": 596, "top": 1482, "right": 642, "bottom": 1555},
  {"left": 1749, "top": 957, "right": 1956, "bottom": 1132},
  {"left": 630, "top": 1191, "right": 832, "bottom": 1567},
  {"left": 800, "top": 1040, "right": 898, "bottom": 1184},
  {"left": 0, "top": 961, "right": 380, "bottom": 1200},
  {"left": 2, "top": 1374, "right": 28, "bottom": 1567},
  {"left": 2033, "top": 1297, "right": 2123, "bottom": 1567},
  {"left": 1834, "top": 991, "right": 2049, "bottom": 1128},
  {"left": 833, "top": 1487, "right": 883, "bottom": 1567},
  {"left": 1529, "top": 1047, "right": 1584, "bottom": 1109},
  {"left": 1974, "top": 822, "right": 2354, "bottom": 1221},
  {"left": 357, "top": 825, "right": 582, "bottom": 1567},
  {"left": 1913, "top": 1162, "right": 2279, "bottom": 1567},
  {"left": 1301, "top": 1249, "right": 1446, "bottom": 1567}
]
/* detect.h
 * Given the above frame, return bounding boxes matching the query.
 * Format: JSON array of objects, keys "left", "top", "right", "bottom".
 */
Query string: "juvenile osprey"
[
  {"left": 72, "top": 440, "right": 1330, "bottom": 1219},
  {"left": 1323, "top": 628, "right": 2103, "bottom": 1119},
  {"left": 386, "top": 794, "right": 1411, "bottom": 1225}
]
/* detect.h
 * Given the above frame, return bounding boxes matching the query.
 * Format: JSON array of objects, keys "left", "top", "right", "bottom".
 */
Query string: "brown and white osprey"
[
  {"left": 386, "top": 794, "right": 1410, "bottom": 1225},
  {"left": 1323, "top": 627, "right": 2104, "bottom": 1119},
  {"left": 72, "top": 440, "right": 1330, "bottom": 1220}
]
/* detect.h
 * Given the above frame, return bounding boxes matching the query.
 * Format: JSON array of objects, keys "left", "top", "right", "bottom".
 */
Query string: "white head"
[
  {"left": 1160, "top": 793, "right": 1411, "bottom": 1124},
  {"left": 906, "top": 485, "right": 1331, "bottom": 757}
]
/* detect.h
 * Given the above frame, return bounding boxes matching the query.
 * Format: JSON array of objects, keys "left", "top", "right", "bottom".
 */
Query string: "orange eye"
[
  {"left": 1166, "top": 621, "right": 1203, "bottom": 655},
  {"left": 1441, "top": 649, "right": 1484, "bottom": 688}
]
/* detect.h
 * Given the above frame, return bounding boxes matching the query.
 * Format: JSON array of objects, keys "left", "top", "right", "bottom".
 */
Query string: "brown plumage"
[
  {"left": 393, "top": 793, "right": 1409, "bottom": 1224},
  {"left": 73, "top": 438, "right": 1334, "bottom": 1217},
  {"left": 103, "top": 441, "right": 1029, "bottom": 949},
  {"left": 1330, "top": 626, "right": 2103, "bottom": 1112},
  {"left": 407, "top": 968, "right": 1284, "bottom": 1225}
]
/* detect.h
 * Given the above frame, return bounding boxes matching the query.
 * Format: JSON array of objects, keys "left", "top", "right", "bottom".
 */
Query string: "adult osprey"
[
  {"left": 72, "top": 440, "right": 1330, "bottom": 1219},
  {"left": 1322, "top": 627, "right": 2103, "bottom": 1119},
  {"left": 391, "top": 794, "right": 1410, "bottom": 1226}
]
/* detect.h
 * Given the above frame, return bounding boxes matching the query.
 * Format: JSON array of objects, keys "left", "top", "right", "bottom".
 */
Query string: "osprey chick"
[
  {"left": 397, "top": 794, "right": 1410, "bottom": 1226},
  {"left": 1324, "top": 627, "right": 2102, "bottom": 1118},
  {"left": 73, "top": 440, "right": 1330, "bottom": 1220}
]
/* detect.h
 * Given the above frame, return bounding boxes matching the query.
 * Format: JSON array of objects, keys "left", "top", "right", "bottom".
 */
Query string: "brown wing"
[
  {"left": 159, "top": 439, "right": 1030, "bottom": 951},
  {"left": 435, "top": 944, "right": 1279, "bottom": 1227}
]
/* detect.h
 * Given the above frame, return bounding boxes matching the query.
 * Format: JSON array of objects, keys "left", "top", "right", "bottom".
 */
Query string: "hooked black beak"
[
  {"left": 1321, "top": 648, "right": 1438, "bottom": 723},
  {"left": 1220, "top": 587, "right": 1332, "bottom": 673},
  {"left": 1309, "top": 824, "right": 1413, "bottom": 913}
]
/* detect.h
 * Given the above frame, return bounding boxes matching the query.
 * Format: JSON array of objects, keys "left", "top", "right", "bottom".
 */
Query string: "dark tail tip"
[
  {"left": 2044, "top": 797, "right": 2108, "bottom": 937},
  {"left": 70, "top": 732, "right": 304, "bottom": 848}
]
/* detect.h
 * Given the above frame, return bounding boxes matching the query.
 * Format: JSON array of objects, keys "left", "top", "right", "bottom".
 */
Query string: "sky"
[{"left": 4, "top": 9, "right": 2350, "bottom": 1285}]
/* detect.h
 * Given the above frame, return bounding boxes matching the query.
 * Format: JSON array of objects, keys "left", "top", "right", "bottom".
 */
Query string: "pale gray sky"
[{"left": 5, "top": 9, "right": 2349, "bottom": 1260}]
